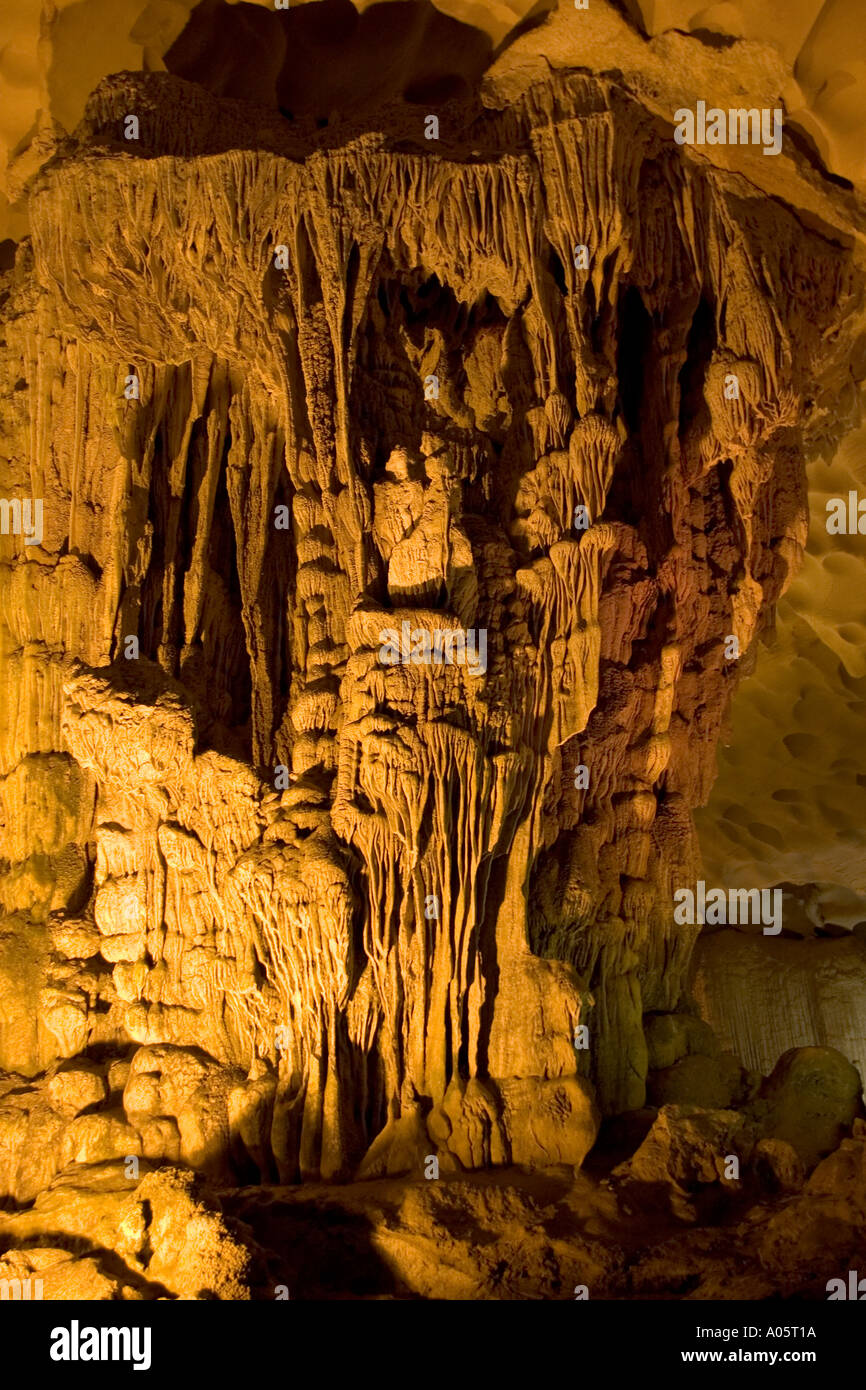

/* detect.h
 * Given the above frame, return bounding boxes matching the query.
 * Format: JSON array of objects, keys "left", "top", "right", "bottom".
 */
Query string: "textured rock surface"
[
  {"left": 696, "top": 434, "right": 866, "bottom": 906},
  {"left": 1, "top": 0, "right": 866, "bottom": 1300},
  {"left": 752, "top": 1045, "right": 862, "bottom": 1168},
  {"left": 5, "top": 1123, "right": 865, "bottom": 1300},
  {"left": 2, "top": 47, "right": 860, "bottom": 1172},
  {"left": 4, "top": 0, "right": 866, "bottom": 243},
  {"left": 692, "top": 930, "right": 866, "bottom": 1084},
  {"left": 0, "top": 1162, "right": 258, "bottom": 1298}
]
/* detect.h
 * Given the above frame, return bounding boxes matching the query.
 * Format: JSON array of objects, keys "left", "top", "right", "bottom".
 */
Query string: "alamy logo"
[
  {"left": 0, "top": 497, "right": 42, "bottom": 545},
  {"left": 827, "top": 1271, "right": 866, "bottom": 1299},
  {"left": 673, "top": 881, "right": 782, "bottom": 935},
  {"left": 378, "top": 621, "right": 487, "bottom": 676},
  {"left": 674, "top": 102, "right": 782, "bottom": 156},
  {"left": 50, "top": 1321, "right": 152, "bottom": 1371},
  {"left": 0, "top": 1276, "right": 43, "bottom": 1299},
  {"left": 826, "top": 493, "right": 866, "bottom": 534}
]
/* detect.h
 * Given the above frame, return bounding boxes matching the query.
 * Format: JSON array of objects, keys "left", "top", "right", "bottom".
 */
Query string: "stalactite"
[{"left": 0, "top": 59, "right": 861, "bottom": 1176}]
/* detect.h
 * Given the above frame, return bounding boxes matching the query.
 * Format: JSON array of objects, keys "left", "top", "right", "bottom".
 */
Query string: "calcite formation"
[
  {"left": 1, "top": 4, "right": 865, "bottom": 1305},
  {"left": 5, "top": 0, "right": 866, "bottom": 245}
]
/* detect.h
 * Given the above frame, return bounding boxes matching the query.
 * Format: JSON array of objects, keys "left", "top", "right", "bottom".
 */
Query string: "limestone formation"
[{"left": 0, "top": 0, "right": 865, "bottom": 1302}]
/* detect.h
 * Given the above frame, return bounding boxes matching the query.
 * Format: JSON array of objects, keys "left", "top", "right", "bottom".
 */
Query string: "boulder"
[
  {"left": 752, "top": 1046, "right": 862, "bottom": 1169},
  {"left": 750, "top": 1137, "right": 805, "bottom": 1193},
  {"left": 614, "top": 1104, "right": 757, "bottom": 1188},
  {"left": 647, "top": 1052, "right": 754, "bottom": 1109}
]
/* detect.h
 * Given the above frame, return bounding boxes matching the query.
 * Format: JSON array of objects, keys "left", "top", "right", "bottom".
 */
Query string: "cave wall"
[
  {"left": 0, "top": 44, "right": 863, "bottom": 1183},
  {"left": 4, "top": 0, "right": 866, "bottom": 246}
]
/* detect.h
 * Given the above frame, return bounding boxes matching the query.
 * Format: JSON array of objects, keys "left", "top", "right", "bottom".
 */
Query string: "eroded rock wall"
[{"left": 0, "top": 65, "right": 861, "bottom": 1182}]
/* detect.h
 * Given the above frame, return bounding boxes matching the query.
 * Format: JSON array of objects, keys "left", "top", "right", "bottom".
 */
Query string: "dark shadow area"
[
  {"left": 224, "top": 1190, "right": 408, "bottom": 1298},
  {"left": 680, "top": 26, "right": 738, "bottom": 50},
  {"left": 616, "top": 285, "right": 653, "bottom": 438},
  {"left": 0, "top": 1229, "right": 175, "bottom": 1299},
  {"left": 165, "top": 0, "right": 493, "bottom": 121},
  {"left": 676, "top": 292, "right": 716, "bottom": 464}
]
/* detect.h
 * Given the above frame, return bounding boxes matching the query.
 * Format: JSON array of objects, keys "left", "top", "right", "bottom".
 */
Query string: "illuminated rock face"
[{"left": 0, "top": 65, "right": 861, "bottom": 1183}]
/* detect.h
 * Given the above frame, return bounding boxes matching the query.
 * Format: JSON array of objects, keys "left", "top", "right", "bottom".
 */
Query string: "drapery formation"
[{"left": 0, "top": 68, "right": 859, "bottom": 1182}]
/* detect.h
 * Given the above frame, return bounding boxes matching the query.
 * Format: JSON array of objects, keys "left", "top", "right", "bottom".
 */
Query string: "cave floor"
[{"left": 221, "top": 1129, "right": 866, "bottom": 1300}]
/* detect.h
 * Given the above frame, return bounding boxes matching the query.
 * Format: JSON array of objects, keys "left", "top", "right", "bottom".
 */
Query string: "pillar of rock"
[{"left": 0, "top": 64, "right": 860, "bottom": 1183}]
